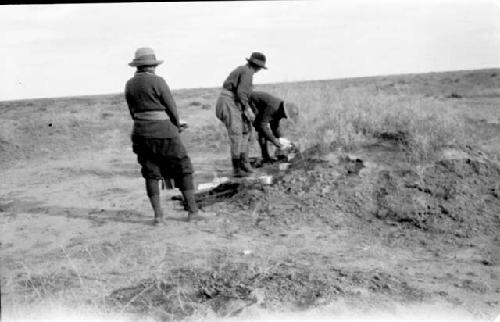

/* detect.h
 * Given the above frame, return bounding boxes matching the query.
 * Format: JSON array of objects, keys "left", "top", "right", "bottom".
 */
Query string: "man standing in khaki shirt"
[{"left": 215, "top": 52, "right": 267, "bottom": 177}]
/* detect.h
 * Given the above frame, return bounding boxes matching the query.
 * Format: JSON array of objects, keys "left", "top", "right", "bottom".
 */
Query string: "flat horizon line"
[{"left": 2, "top": 66, "right": 499, "bottom": 103}]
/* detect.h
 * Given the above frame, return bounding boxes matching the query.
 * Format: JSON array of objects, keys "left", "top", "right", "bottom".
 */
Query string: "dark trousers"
[{"left": 132, "top": 136, "right": 194, "bottom": 191}]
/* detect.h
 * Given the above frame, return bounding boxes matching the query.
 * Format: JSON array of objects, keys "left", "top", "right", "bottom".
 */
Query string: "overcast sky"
[{"left": 1, "top": 0, "right": 500, "bottom": 101}]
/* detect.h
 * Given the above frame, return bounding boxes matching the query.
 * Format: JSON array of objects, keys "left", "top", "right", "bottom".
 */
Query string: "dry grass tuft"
[{"left": 263, "top": 84, "right": 471, "bottom": 162}]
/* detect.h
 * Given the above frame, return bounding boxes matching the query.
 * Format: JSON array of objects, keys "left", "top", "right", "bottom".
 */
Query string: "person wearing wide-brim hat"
[
  {"left": 249, "top": 91, "right": 299, "bottom": 164},
  {"left": 215, "top": 52, "right": 267, "bottom": 177},
  {"left": 125, "top": 47, "right": 200, "bottom": 224}
]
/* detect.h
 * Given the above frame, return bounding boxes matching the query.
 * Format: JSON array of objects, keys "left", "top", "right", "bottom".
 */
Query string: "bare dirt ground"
[{"left": 1, "top": 69, "right": 500, "bottom": 322}]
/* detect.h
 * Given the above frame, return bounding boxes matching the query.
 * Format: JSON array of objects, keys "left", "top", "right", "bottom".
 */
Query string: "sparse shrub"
[
  {"left": 465, "top": 87, "right": 500, "bottom": 98},
  {"left": 262, "top": 86, "right": 469, "bottom": 162},
  {"left": 447, "top": 92, "right": 463, "bottom": 99}
]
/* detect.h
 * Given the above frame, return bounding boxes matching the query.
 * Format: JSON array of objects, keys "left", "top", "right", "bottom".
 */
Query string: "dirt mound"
[
  {"left": 372, "top": 158, "right": 500, "bottom": 236},
  {"left": 204, "top": 146, "right": 500, "bottom": 238},
  {"left": 106, "top": 261, "right": 426, "bottom": 321}
]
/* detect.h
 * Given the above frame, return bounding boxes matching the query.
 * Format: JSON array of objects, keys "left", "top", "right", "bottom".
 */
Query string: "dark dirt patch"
[
  {"left": 100, "top": 112, "right": 114, "bottom": 119},
  {"left": 172, "top": 182, "right": 242, "bottom": 209},
  {"left": 447, "top": 92, "right": 463, "bottom": 99},
  {"left": 454, "top": 279, "right": 489, "bottom": 294},
  {"left": 106, "top": 278, "right": 199, "bottom": 320},
  {"left": 187, "top": 146, "right": 500, "bottom": 240},
  {"left": 106, "top": 261, "right": 427, "bottom": 321},
  {"left": 372, "top": 158, "right": 500, "bottom": 236},
  {"left": 373, "top": 130, "right": 409, "bottom": 146}
]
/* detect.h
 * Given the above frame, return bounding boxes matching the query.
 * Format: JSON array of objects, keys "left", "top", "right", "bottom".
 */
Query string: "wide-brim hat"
[
  {"left": 246, "top": 52, "right": 267, "bottom": 69},
  {"left": 129, "top": 47, "right": 164, "bottom": 67}
]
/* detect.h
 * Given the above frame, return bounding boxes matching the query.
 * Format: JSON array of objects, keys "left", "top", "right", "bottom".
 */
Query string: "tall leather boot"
[
  {"left": 232, "top": 158, "right": 249, "bottom": 178},
  {"left": 182, "top": 189, "right": 203, "bottom": 222},
  {"left": 240, "top": 152, "right": 254, "bottom": 173},
  {"left": 145, "top": 178, "right": 164, "bottom": 225}
]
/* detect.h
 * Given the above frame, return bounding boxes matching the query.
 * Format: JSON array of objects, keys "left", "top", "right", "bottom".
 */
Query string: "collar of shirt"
[{"left": 135, "top": 71, "right": 156, "bottom": 75}]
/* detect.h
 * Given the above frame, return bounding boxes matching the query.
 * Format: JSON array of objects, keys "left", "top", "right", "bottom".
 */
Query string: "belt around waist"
[
  {"left": 220, "top": 89, "right": 235, "bottom": 98},
  {"left": 134, "top": 111, "right": 168, "bottom": 121}
]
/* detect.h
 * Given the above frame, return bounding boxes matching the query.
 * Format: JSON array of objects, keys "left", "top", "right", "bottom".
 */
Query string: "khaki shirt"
[{"left": 222, "top": 65, "right": 254, "bottom": 112}]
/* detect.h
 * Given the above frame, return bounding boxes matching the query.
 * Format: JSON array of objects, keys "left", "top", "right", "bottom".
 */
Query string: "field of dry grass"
[
  {"left": 1, "top": 69, "right": 499, "bottom": 168},
  {"left": 264, "top": 71, "right": 500, "bottom": 161},
  {"left": 1, "top": 68, "right": 500, "bottom": 322}
]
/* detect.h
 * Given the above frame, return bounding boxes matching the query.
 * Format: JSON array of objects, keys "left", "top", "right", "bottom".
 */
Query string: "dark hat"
[
  {"left": 246, "top": 52, "right": 267, "bottom": 69},
  {"left": 128, "top": 47, "right": 164, "bottom": 67}
]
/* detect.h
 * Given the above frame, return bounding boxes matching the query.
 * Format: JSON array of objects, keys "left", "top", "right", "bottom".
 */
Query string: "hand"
[
  {"left": 274, "top": 142, "right": 288, "bottom": 151},
  {"left": 178, "top": 121, "right": 188, "bottom": 133},
  {"left": 278, "top": 137, "right": 292, "bottom": 149},
  {"left": 244, "top": 108, "right": 255, "bottom": 123},
  {"left": 279, "top": 142, "right": 290, "bottom": 151}
]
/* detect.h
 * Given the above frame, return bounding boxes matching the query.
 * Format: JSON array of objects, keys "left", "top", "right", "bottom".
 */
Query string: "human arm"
[
  {"left": 157, "top": 79, "right": 180, "bottom": 129},
  {"left": 256, "top": 122, "right": 280, "bottom": 147},
  {"left": 124, "top": 82, "right": 135, "bottom": 119},
  {"left": 236, "top": 69, "right": 254, "bottom": 117},
  {"left": 270, "top": 119, "right": 282, "bottom": 139}
]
